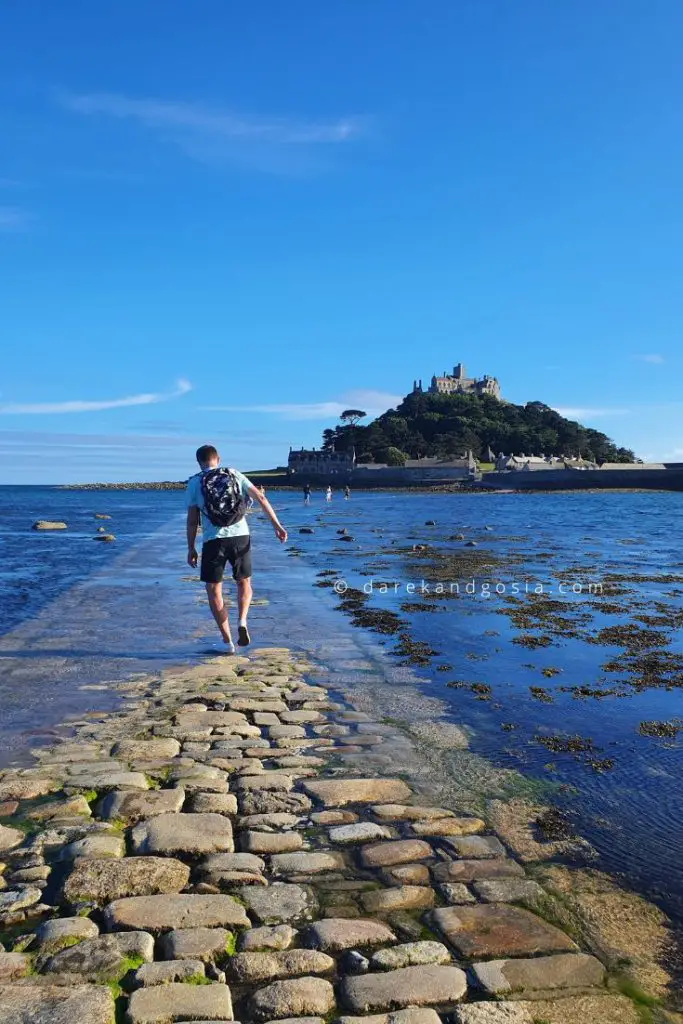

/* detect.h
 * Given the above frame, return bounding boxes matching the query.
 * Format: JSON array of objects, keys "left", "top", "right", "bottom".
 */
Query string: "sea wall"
[
  {"left": 481, "top": 468, "right": 683, "bottom": 491},
  {"left": 275, "top": 467, "right": 472, "bottom": 488}
]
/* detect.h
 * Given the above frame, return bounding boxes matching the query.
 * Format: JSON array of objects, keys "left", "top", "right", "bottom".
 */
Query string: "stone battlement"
[{"left": 413, "top": 362, "right": 501, "bottom": 399}]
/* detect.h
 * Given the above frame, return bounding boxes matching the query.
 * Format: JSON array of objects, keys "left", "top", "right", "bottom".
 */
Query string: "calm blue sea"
[{"left": 2, "top": 484, "right": 683, "bottom": 922}]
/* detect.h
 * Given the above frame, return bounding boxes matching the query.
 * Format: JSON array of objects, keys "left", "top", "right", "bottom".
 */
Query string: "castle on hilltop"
[{"left": 412, "top": 362, "right": 501, "bottom": 400}]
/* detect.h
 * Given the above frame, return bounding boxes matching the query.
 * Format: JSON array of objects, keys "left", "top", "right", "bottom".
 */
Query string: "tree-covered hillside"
[{"left": 322, "top": 392, "right": 635, "bottom": 464}]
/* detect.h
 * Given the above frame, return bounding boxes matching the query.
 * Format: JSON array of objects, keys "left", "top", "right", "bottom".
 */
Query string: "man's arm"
[
  {"left": 247, "top": 485, "right": 288, "bottom": 543},
  {"left": 186, "top": 506, "right": 200, "bottom": 566}
]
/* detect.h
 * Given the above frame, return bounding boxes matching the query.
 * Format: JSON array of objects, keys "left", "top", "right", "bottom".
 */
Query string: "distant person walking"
[
  {"left": 303, "top": 483, "right": 311, "bottom": 504},
  {"left": 186, "top": 445, "right": 288, "bottom": 652},
  {"left": 326, "top": 486, "right": 333, "bottom": 502},
  {"left": 344, "top": 485, "right": 351, "bottom": 500}
]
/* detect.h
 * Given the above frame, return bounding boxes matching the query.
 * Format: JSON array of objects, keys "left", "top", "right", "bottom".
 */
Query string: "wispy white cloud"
[
  {"left": 552, "top": 406, "right": 631, "bottom": 419},
  {"left": 0, "top": 206, "right": 31, "bottom": 232},
  {"left": 0, "top": 379, "right": 192, "bottom": 415},
  {"left": 634, "top": 354, "right": 665, "bottom": 364},
  {"left": 204, "top": 389, "right": 401, "bottom": 421},
  {"left": 62, "top": 92, "right": 363, "bottom": 144},
  {"left": 59, "top": 92, "right": 367, "bottom": 173}
]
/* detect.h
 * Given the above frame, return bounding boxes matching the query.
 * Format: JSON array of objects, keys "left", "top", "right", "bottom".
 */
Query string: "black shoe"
[{"left": 238, "top": 625, "right": 251, "bottom": 647}]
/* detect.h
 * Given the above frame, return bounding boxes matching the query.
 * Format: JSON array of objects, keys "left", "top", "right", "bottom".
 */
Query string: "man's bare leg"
[
  {"left": 237, "top": 576, "right": 253, "bottom": 646},
  {"left": 206, "top": 582, "right": 235, "bottom": 648}
]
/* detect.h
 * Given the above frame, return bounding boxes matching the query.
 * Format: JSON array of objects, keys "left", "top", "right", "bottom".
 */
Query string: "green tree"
[
  {"left": 339, "top": 409, "right": 366, "bottom": 426},
  {"left": 377, "top": 446, "right": 408, "bottom": 466}
]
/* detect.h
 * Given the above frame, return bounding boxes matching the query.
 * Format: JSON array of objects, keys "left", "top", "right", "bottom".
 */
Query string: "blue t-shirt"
[{"left": 186, "top": 468, "right": 253, "bottom": 543}]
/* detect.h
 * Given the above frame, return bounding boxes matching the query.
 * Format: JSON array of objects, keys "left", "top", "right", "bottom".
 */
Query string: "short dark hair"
[{"left": 196, "top": 444, "right": 219, "bottom": 465}]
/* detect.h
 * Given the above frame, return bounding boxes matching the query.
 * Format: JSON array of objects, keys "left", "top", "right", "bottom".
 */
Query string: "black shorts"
[{"left": 200, "top": 535, "right": 252, "bottom": 583}]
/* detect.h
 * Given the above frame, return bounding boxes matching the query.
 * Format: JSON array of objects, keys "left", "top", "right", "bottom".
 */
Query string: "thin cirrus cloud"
[
  {"left": 203, "top": 389, "right": 402, "bottom": 421},
  {"left": 634, "top": 354, "right": 665, "bottom": 364},
  {"left": 59, "top": 92, "right": 367, "bottom": 172},
  {"left": 552, "top": 406, "right": 631, "bottom": 419},
  {"left": 0, "top": 379, "right": 192, "bottom": 415}
]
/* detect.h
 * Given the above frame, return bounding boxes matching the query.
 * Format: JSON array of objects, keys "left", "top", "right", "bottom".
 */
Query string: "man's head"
[{"left": 196, "top": 444, "right": 220, "bottom": 469}]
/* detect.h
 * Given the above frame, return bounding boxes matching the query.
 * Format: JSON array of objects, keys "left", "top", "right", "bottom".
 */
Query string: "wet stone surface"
[{"left": 0, "top": 647, "right": 614, "bottom": 1024}]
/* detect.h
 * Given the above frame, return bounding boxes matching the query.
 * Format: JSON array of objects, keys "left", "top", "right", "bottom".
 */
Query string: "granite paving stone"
[
  {"left": 250, "top": 976, "right": 335, "bottom": 1022},
  {"left": 443, "top": 835, "right": 507, "bottom": 859},
  {"left": 96, "top": 789, "right": 186, "bottom": 822},
  {"left": 370, "top": 941, "right": 451, "bottom": 970},
  {"left": 432, "top": 859, "right": 525, "bottom": 884},
  {"left": 34, "top": 915, "right": 100, "bottom": 953},
  {"left": 0, "top": 952, "right": 30, "bottom": 980},
  {"left": 126, "top": 982, "right": 233, "bottom": 1023},
  {"left": 472, "top": 878, "right": 547, "bottom": 904},
  {"left": 381, "top": 864, "right": 430, "bottom": 885},
  {"left": 63, "top": 856, "right": 190, "bottom": 904},
  {"left": 240, "top": 831, "right": 304, "bottom": 854},
  {"left": 329, "top": 823, "right": 392, "bottom": 844},
  {"left": 360, "top": 840, "right": 432, "bottom": 868},
  {"left": 239, "top": 924, "right": 297, "bottom": 951},
  {"left": 432, "top": 905, "right": 578, "bottom": 958},
  {"left": 104, "top": 894, "right": 250, "bottom": 932},
  {"left": 303, "top": 918, "right": 396, "bottom": 952},
  {"left": 112, "top": 739, "right": 181, "bottom": 760},
  {"left": 130, "top": 813, "right": 234, "bottom": 856},
  {"left": 471, "top": 952, "right": 606, "bottom": 996},
  {"left": 337, "top": 1012, "right": 441, "bottom": 1024},
  {"left": 438, "top": 882, "right": 477, "bottom": 905},
  {"left": 157, "top": 927, "right": 232, "bottom": 962},
  {"left": 340, "top": 964, "right": 467, "bottom": 1013},
  {"left": 409, "top": 817, "right": 486, "bottom": 837},
  {"left": 0, "top": 983, "right": 116, "bottom": 1024},
  {"left": 271, "top": 852, "right": 345, "bottom": 876},
  {"left": 361, "top": 885, "right": 435, "bottom": 913},
  {"left": 301, "top": 779, "right": 412, "bottom": 807},
  {"left": 453, "top": 1006, "right": 533, "bottom": 1024},
  {"left": 58, "top": 834, "right": 125, "bottom": 860},
  {"left": 239, "top": 883, "right": 318, "bottom": 924},
  {"left": 134, "top": 958, "right": 206, "bottom": 986},
  {"left": 371, "top": 805, "right": 455, "bottom": 822},
  {"left": 188, "top": 792, "right": 239, "bottom": 815},
  {"left": 42, "top": 932, "right": 155, "bottom": 980},
  {"left": 228, "top": 949, "right": 335, "bottom": 983}
]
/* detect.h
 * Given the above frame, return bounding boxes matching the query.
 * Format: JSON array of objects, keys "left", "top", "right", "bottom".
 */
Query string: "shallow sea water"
[{"left": 2, "top": 485, "right": 683, "bottom": 924}]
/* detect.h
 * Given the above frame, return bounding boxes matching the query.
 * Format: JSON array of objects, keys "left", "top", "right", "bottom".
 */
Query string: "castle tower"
[{"left": 453, "top": 363, "right": 466, "bottom": 379}]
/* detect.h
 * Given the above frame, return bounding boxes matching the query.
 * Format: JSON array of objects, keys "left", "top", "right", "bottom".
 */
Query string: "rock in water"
[
  {"left": 32, "top": 520, "right": 67, "bottom": 530},
  {"left": 93, "top": 534, "right": 116, "bottom": 542}
]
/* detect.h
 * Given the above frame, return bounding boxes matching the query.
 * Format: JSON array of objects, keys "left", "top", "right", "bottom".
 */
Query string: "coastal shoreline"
[
  {"left": 59, "top": 481, "right": 683, "bottom": 496},
  {"left": 2, "top": 488, "right": 681, "bottom": 1022}
]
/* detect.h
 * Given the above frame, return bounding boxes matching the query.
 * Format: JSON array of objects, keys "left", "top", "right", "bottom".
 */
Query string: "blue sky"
[{"left": 2, "top": 1, "right": 682, "bottom": 483}]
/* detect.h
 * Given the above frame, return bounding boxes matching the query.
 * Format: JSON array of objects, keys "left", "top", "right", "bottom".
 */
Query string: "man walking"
[{"left": 186, "top": 445, "right": 287, "bottom": 652}]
